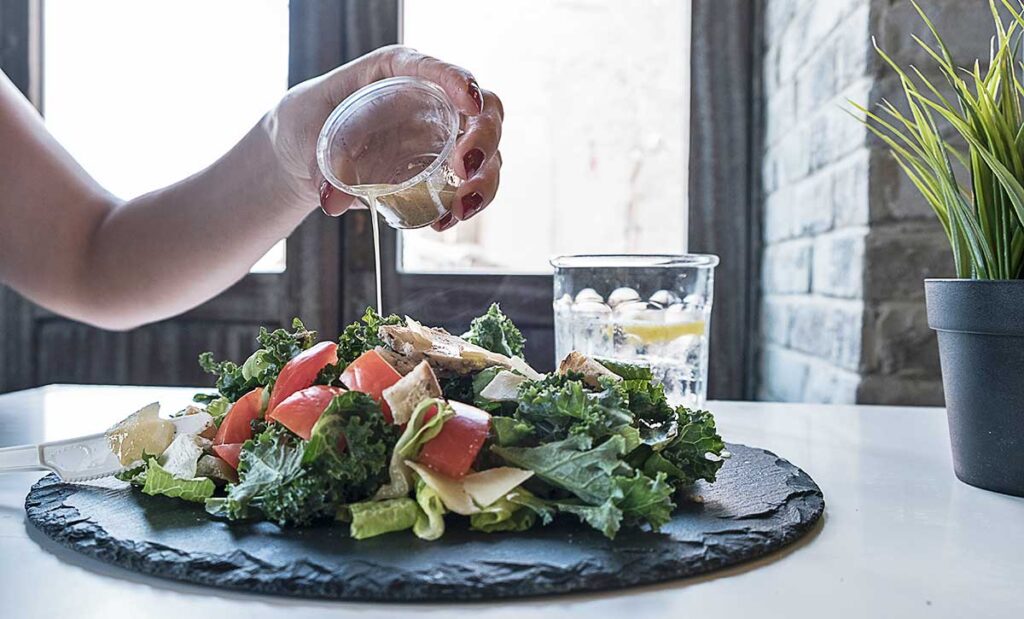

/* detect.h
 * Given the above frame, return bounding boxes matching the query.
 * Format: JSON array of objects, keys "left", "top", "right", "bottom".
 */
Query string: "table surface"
[{"left": 0, "top": 385, "right": 1021, "bottom": 619}]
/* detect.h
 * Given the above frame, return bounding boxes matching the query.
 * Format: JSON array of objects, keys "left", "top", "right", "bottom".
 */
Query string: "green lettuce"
[
  {"left": 462, "top": 303, "right": 525, "bottom": 357},
  {"left": 470, "top": 495, "right": 537, "bottom": 533},
  {"left": 345, "top": 498, "right": 421, "bottom": 540},
  {"left": 374, "top": 399, "right": 454, "bottom": 499},
  {"left": 337, "top": 307, "right": 402, "bottom": 367},
  {"left": 412, "top": 476, "right": 446, "bottom": 540},
  {"left": 142, "top": 458, "right": 215, "bottom": 503}
]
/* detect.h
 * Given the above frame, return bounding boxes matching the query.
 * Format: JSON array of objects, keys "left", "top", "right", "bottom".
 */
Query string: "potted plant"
[{"left": 853, "top": 0, "right": 1024, "bottom": 496}]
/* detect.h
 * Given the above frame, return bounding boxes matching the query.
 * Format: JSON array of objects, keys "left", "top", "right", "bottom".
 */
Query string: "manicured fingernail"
[
  {"left": 435, "top": 212, "right": 456, "bottom": 231},
  {"left": 468, "top": 81, "right": 483, "bottom": 113},
  {"left": 318, "top": 180, "right": 333, "bottom": 214},
  {"left": 461, "top": 193, "right": 484, "bottom": 219},
  {"left": 463, "top": 148, "right": 485, "bottom": 177}
]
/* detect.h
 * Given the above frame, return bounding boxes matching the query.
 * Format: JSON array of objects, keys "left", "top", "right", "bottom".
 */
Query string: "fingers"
[
  {"left": 316, "top": 176, "right": 357, "bottom": 217},
  {"left": 453, "top": 90, "right": 503, "bottom": 180},
  {"left": 377, "top": 46, "right": 484, "bottom": 116},
  {"left": 452, "top": 149, "right": 501, "bottom": 221}
]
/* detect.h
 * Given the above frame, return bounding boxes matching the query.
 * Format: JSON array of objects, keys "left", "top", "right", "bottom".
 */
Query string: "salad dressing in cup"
[{"left": 316, "top": 78, "right": 462, "bottom": 313}]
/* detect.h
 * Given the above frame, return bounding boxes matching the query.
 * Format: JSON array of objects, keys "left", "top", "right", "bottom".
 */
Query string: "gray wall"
[{"left": 758, "top": 0, "right": 993, "bottom": 405}]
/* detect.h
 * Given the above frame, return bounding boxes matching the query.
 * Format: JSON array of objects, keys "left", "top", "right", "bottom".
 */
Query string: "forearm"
[{"left": 74, "top": 118, "right": 313, "bottom": 329}]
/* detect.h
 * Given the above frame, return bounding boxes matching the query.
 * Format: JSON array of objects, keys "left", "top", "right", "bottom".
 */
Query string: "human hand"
[{"left": 266, "top": 45, "right": 503, "bottom": 230}]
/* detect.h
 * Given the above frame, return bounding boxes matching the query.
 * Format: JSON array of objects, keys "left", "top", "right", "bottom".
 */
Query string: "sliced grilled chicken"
[{"left": 557, "top": 351, "right": 622, "bottom": 388}]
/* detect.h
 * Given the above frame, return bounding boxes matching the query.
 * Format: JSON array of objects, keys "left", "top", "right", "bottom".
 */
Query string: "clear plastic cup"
[
  {"left": 316, "top": 77, "right": 461, "bottom": 229},
  {"left": 550, "top": 254, "right": 719, "bottom": 408}
]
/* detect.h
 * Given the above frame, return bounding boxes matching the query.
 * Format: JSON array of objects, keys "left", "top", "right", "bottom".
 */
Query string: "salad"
[{"left": 112, "top": 304, "right": 727, "bottom": 540}]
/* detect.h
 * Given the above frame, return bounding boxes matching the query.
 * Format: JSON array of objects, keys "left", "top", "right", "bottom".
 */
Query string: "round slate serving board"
[{"left": 25, "top": 443, "right": 823, "bottom": 601}]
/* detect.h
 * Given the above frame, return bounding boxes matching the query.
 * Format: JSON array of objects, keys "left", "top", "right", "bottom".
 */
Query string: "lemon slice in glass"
[{"left": 622, "top": 320, "right": 705, "bottom": 344}]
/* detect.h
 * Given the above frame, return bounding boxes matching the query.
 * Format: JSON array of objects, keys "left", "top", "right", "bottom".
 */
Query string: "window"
[
  {"left": 42, "top": 0, "right": 290, "bottom": 273},
  {"left": 401, "top": 0, "right": 691, "bottom": 273}
]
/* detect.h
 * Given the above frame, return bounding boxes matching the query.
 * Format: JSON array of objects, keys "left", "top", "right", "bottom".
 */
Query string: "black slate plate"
[{"left": 25, "top": 443, "right": 823, "bottom": 601}]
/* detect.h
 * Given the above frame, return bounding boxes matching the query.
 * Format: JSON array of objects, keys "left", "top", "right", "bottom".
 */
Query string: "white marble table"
[{"left": 0, "top": 384, "right": 1021, "bottom": 618}]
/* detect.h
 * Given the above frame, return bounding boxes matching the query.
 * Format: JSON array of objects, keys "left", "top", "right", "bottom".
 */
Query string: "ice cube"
[
  {"left": 615, "top": 300, "right": 663, "bottom": 322},
  {"left": 574, "top": 288, "right": 604, "bottom": 304},
  {"left": 608, "top": 287, "right": 641, "bottom": 308},
  {"left": 572, "top": 300, "right": 611, "bottom": 315},
  {"left": 650, "top": 289, "right": 681, "bottom": 307},
  {"left": 553, "top": 293, "right": 573, "bottom": 311},
  {"left": 682, "top": 294, "right": 705, "bottom": 310}
]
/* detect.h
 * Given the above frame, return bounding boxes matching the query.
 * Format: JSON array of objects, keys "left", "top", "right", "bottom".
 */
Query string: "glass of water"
[{"left": 551, "top": 254, "right": 719, "bottom": 408}]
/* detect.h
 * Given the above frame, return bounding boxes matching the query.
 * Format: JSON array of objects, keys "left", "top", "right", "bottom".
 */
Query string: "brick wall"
[{"left": 758, "top": 0, "right": 992, "bottom": 405}]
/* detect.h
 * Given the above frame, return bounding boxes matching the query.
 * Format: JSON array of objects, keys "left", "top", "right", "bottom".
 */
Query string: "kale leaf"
[
  {"left": 514, "top": 373, "right": 633, "bottom": 443},
  {"left": 198, "top": 318, "right": 315, "bottom": 402},
  {"left": 337, "top": 307, "right": 402, "bottom": 367},
  {"left": 304, "top": 391, "right": 398, "bottom": 502},
  {"left": 206, "top": 393, "right": 397, "bottom": 527},
  {"left": 651, "top": 407, "right": 726, "bottom": 486},
  {"left": 462, "top": 303, "right": 525, "bottom": 357}
]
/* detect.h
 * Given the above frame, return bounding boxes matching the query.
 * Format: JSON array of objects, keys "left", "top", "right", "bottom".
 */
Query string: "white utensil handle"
[{"left": 0, "top": 444, "right": 46, "bottom": 472}]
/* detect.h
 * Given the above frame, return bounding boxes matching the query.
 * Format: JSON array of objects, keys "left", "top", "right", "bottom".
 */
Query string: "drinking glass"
[{"left": 551, "top": 254, "right": 719, "bottom": 408}]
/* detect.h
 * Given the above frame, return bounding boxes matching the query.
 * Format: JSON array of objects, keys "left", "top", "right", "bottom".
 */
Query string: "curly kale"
[
  {"left": 512, "top": 373, "right": 633, "bottom": 444},
  {"left": 198, "top": 318, "right": 316, "bottom": 402},
  {"left": 462, "top": 303, "right": 525, "bottom": 357},
  {"left": 304, "top": 391, "right": 397, "bottom": 502},
  {"left": 206, "top": 393, "right": 397, "bottom": 527},
  {"left": 337, "top": 307, "right": 402, "bottom": 367}
]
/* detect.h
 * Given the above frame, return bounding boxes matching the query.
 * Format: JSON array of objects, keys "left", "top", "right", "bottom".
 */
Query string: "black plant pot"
[{"left": 925, "top": 279, "right": 1024, "bottom": 497}]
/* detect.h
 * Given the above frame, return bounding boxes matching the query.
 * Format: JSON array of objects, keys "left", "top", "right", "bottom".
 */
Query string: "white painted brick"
[
  {"left": 762, "top": 239, "right": 813, "bottom": 294},
  {"left": 812, "top": 229, "right": 866, "bottom": 298}
]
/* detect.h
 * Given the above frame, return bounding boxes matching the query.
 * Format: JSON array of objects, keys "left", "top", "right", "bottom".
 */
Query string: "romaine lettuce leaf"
[
  {"left": 470, "top": 494, "right": 537, "bottom": 533},
  {"left": 345, "top": 498, "right": 420, "bottom": 540},
  {"left": 412, "top": 476, "right": 446, "bottom": 540},
  {"left": 142, "top": 458, "right": 215, "bottom": 503},
  {"left": 374, "top": 399, "right": 453, "bottom": 500}
]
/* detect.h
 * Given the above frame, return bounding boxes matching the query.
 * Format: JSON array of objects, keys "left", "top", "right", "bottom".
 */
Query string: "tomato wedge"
[
  {"left": 265, "top": 341, "right": 339, "bottom": 415},
  {"left": 214, "top": 387, "right": 264, "bottom": 445},
  {"left": 415, "top": 401, "right": 491, "bottom": 478},
  {"left": 340, "top": 349, "right": 402, "bottom": 423},
  {"left": 267, "top": 385, "right": 347, "bottom": 440},
  {"left": 212, "top": 443, "right": 244, "bottom": 470}
]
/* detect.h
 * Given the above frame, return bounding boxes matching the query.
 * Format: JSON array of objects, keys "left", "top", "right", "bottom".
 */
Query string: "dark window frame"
[{"left": 1, "top": 0, "right": 764, "bottom": 398}]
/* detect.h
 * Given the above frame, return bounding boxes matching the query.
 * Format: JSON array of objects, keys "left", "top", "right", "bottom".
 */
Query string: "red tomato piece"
[
  {"left": 267, "top": 385, "right": 347, "bottom": 440},
  {"left": 415, "top": 401, "right": 491, "bottom": 478},
  {"left": 214, "top": 387, "right": 264, "bottom": 446},
  {"left": 340, "top": 350, "right": 402, "bottom": 423},
  {"left": 212, "top": 443, "right": 243, "bottom": 470},
  {"left": 265, "top": 341, "right": 339, "bottom": 416}
]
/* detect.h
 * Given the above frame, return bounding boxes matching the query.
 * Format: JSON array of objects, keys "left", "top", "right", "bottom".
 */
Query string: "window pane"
[
  {"left": 401, "top": 0, "right": 691, "bottom": 273},
  {"left": 43, "top": 0, "right": 290, "bottom": 273}
]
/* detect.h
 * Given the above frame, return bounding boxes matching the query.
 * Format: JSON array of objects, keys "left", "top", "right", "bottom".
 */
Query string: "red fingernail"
[
  {"left": 461, "top": 193, "right": 484, "bottom": 219},
  {"left": 319, "top": 180, "right": 333, "bottom": 213},
  {"left": 435, "top": 212, "right": 456, "bottom": 231},
  {"left": 463, "top": 148, "right": 485, "bottom": 177},
  {"left": 469, "top": 81, "right": 483, "bottom": 113}
]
